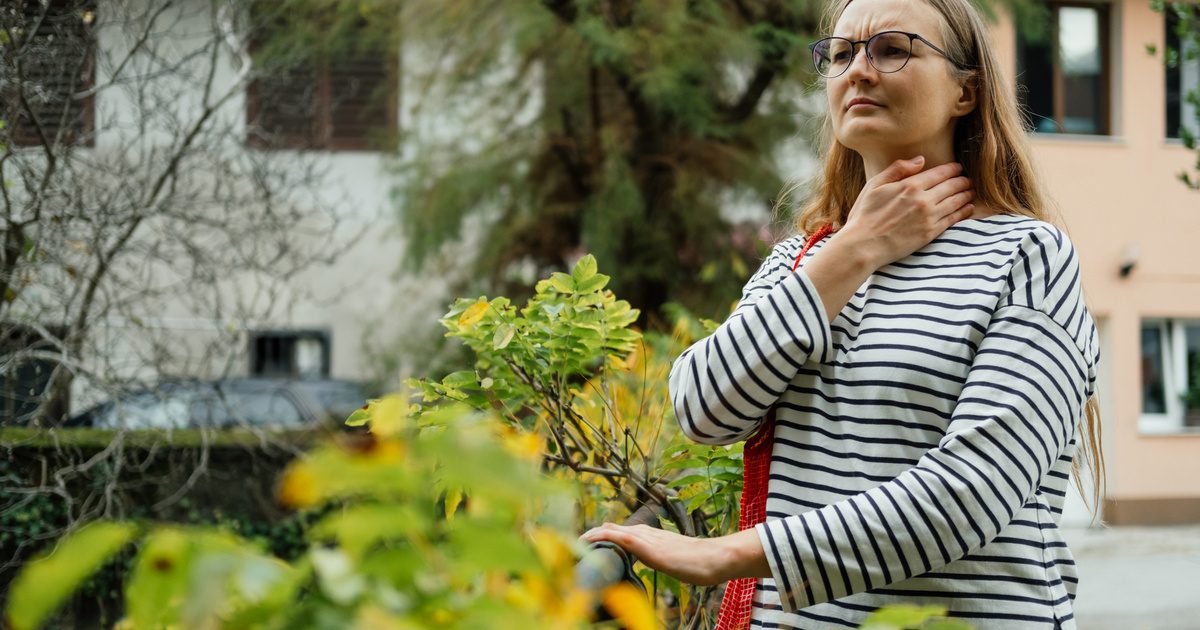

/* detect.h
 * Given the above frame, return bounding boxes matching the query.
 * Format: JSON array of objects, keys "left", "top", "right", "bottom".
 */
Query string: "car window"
[
  {"left": 295, "top": 382, "right": 370, "bottom": 418},
  {"left": 101, "top": 392, "right": 191, "bottom": 430},
  {"left": 217, "top": 389, "right": 305, "bottom": 428}
]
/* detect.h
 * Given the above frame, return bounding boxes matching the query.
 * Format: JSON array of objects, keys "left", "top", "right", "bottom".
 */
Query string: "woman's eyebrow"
[{"left": 831, "top": 26, "right": 908, "bottom": 39}]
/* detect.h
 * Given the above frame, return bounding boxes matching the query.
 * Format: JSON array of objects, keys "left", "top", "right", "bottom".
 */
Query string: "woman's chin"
[{"left": 837, "top": 132, "right": 902, "bottom": 155}]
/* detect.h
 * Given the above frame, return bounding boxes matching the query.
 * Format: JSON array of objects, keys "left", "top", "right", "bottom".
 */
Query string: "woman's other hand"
[
  {"left": 579, "top": 524, "right": 770, "bottom": 586},
  {"left": 840, "top": 155, "right": 977, "bottom": 269}
]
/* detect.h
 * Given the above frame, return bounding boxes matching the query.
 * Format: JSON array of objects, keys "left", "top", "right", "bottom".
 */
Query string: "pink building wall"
[{"left": 993, "top": 0, "right": 1200, "bottom": 524}]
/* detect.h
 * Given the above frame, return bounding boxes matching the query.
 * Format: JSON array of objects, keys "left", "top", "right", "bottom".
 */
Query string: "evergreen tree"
[{"left": 391, "top": 0, "right": 828, "bottom": 322}]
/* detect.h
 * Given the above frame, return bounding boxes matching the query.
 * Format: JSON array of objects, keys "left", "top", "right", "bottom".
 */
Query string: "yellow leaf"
[
  {"left": 602, "top": 582, "right": 659, "bottom": 630},
  {"left": 277, "top": 462, "right": 319, "bottom": 509},
  {"left": 445, "top": 487, "right": 463, "bottom": 520},
  {"left": 354, "top": 605, "right": 422, "bottom": 630},
  {"left": 499, "top": 426, "right": 542, "bottom": 461},
  {"left": 528, "top": 527, "right": 573, "bottom": 573},
  {"left": 368, "top": 395, "right": 408, "bottom": 438},
  {"left": 457, "top": 299, "right": 489, "bottom": 328},
  {"left": 7, "top": 521, "right": 138, "bottom": 630}
]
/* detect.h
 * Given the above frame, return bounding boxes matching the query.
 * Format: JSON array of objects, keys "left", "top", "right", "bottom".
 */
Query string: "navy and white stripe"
[{"left": 669, "top": 215, "right": 1098, "bottom": 629}]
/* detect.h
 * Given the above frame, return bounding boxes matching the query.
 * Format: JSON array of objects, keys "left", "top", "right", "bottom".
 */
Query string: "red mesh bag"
[{"left": 714, "top": 225, "right": 832, "bottom": 630}]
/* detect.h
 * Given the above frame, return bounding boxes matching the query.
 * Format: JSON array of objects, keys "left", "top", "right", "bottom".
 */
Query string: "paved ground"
[{"left": 1062, "top": 525, "right": 1200, "bottom": 629}]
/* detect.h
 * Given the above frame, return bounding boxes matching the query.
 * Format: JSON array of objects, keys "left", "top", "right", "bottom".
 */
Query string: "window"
[
  {"left": 0, "top": 323, "right": 67, "bottom": 425},
  {"left": 0, "top": 0, "right": 96, "bottom": 147},
  {"left": 1016, "top": 2, "right": 1112, "bottom": 135},
  {"left": 1165, "top": 9, "right": 1199, "bottom": 140},
  {"left": 248, "top": 330, "right": 330, "bottom": 378},
  {"left": 244, "top": 9, "right": 398, "bottom": 151},
  {"left": 1140, "top": 319, "right": 1200, "bottom": 432}
]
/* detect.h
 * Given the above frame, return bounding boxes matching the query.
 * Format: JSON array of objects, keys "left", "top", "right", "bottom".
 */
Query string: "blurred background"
[{"left": 2, "top": 0, "right": 1199, "bottom": 628}]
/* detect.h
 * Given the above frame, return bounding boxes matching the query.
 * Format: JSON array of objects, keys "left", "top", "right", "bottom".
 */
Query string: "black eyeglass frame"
[{"left": 808, "top": 30, "right": 971, "bottom": 78}]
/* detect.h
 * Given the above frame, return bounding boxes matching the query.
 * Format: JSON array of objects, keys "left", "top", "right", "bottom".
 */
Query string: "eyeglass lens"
[{"left": 813, "top": 32, "right": 913, "bottom": 77}]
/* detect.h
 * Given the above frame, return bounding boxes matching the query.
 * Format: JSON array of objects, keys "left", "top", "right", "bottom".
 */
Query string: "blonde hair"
[{"left": 781, "top": 0, "right": 1107, "bottom": 522}]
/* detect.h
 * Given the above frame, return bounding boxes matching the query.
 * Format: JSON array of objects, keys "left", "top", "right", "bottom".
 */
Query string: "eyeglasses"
[{"left": 809, "top": 30, "right": 968, "bottom": 78}]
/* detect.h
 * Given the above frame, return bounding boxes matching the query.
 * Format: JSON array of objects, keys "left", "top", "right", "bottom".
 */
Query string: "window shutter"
[
  {"left": 246, "top": 61, "right": 321, "bottom": 149},
  {"left": 3, "top": 0, "right": 96, "bottom": 147},
  {"left": 327, "top": 49, "right": 395, "bottom": 150},
  {"left": 244, "top": 6, "right": 397, "bottom": 152}
]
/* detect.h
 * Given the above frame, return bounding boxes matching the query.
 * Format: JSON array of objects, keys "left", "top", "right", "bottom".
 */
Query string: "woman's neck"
[
  {"left": 859, "top": 145, "right": 956, "bottom": 180},
  {"left": 856, "top": 146, "right": 1002, "bottom": 222}
]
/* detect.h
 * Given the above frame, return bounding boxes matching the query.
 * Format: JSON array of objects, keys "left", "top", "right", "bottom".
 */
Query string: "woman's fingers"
[
  {"left": 895, "top": 161, "right": 964, "bottom": 192},
  {"left": 926, "top": 174, "right": 972, "bottom": 201},
  {"left": 582, "top": 523, "right": 648, "bottom": 554},
  {"left": 870, "top": 155, "right": 927, "bottom": 186},
  {"left": 939, "top": 203, "right": 976, "bottom": 229},
  {"left": 935, "top": 188, "right": 975, "bottom": 215}
]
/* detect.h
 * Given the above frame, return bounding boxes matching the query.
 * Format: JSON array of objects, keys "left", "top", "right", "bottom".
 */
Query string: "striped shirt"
[{"left": 669, "top": 215, "right": 1098, "bottom": 629}]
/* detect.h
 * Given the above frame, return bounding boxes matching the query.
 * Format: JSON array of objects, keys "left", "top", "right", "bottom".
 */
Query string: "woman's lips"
[{"left": 847, "top": 100, "right": 883, "bottom": 110}]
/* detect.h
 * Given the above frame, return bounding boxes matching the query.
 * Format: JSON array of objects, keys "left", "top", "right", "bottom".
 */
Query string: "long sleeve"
[
  {"left": 754, "top": 228, "right": 1100, "bottom": 612},
  {"left": 668, "top": 237, "right": 836, "bottom": 446}
]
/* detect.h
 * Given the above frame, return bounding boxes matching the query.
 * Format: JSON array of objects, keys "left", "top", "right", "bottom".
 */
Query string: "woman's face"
[{"left": 826, "top": 0, "right": 971, "bottom": 158}]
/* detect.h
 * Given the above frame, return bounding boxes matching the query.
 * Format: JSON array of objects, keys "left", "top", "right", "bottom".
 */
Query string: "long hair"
[{"left": 781, "top": 0, "right": 1107, "bottom": 522}]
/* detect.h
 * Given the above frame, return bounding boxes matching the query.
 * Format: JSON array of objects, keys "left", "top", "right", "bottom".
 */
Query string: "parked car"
[{"left": 67, "top": 378, "right": 376, "bottom": 431}]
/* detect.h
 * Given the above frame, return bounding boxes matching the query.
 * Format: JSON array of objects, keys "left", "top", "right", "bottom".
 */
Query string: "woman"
[{"left": 581, "top": 0, "right": 1104, "bottom": 627}]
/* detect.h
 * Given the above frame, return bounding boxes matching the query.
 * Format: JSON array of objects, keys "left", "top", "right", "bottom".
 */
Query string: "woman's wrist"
[
  {"left": 801, "top": 230, "right": 878, "bottom": 323},
  {"left": 710, "top": 527, "right": 772, "bottom": 583},
  {"left": 824, "top": 228, "right": 883, "bottom": 273}
]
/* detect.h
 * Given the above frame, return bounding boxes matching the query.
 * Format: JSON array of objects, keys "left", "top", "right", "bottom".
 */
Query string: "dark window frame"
[
  {"left": 1, "top": 322, "right": 68, "bottom": 425},
  {"left": 5, "top": 0, "right": 97, "bottom": 148},
  {"left": 247, "top": 329, "right": 331, "bottom": 379},
  {"left": 243, "top": 13, "right": 399, "bottom": 152},
  {"left": 1016, "top": 1, "right": 1113, "bottom": 136},
  {"left": 1165, "top": 9, "right": 1199, "bottom": 140}
]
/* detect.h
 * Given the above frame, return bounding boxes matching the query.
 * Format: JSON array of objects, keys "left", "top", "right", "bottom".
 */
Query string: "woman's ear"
[{"left": 951, "top": 73, "right": 978, "bottom": 117}]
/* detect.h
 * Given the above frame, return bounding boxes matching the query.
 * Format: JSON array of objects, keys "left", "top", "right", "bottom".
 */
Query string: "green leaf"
[
  {"left": 665, "top": 474, "right": 709, "bottom": 488},
  {"left": 547, "top": 272, "right": 576, "bottom": 294},
  {"left": 126, "top": 528, "right": 196, "bottom": 629},
  {"left": 859, "top": 604, "right": 950, "bottom": 630},
  {"left": 311, "top": 504, "right": 426, "bottom": 560},
  {"left": 443, "top": 370, "right": 479, "bottom": 388},
  {"left": 575, "top": 273, "right": 610, "bottom": 294},
  {"left": 493, "top": 323, "right": 516, "bottom": 350},
  {"left": 6, "top": 521, "right": 138, "bottom": 630},
  {"left": 344, "top": 405, "right": 372, "bottom": 426},
  {"left": 447, "top": 518, "right": 540, "bottom": 578},
  {"left": 572, "top": 254, "right": 598, "bottom": 282},
  {"left": 686, "top": 493, "right": 712, "bottom": 512},
  {"left": 659, "top": 457, "right": 708, "bottom": 471}
]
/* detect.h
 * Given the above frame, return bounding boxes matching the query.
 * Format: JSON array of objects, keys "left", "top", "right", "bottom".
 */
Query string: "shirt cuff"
[{"left": 755, "top": 518, "right": 810, "bottom": 612}]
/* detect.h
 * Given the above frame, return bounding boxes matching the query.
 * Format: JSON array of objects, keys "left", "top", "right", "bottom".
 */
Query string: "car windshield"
[
  {"left": 96, "top": 390, "right": 192, "bottom": 430},
  {"left": 291, "top": 381, "right": 370, "bottom": 418},
  {"left": 90, "top": 382, "right": 306, "bottom": 430},
  {"left": 192, "top": 385, "right": 305, "bottom": 428}
]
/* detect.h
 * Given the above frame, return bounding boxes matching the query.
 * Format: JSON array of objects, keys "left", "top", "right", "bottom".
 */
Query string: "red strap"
[{"left": 715, "top": 225, "right": 833, "bottom": 630}]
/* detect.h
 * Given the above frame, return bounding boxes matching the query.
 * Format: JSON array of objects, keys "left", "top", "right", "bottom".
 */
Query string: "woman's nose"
[{"left": 845, "top": 46, "right": 878, "bottom": 83}]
